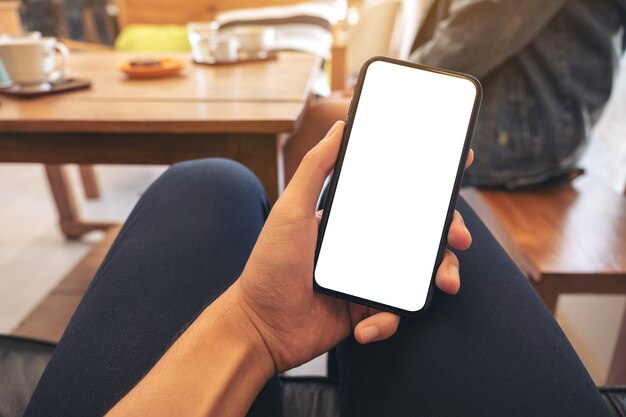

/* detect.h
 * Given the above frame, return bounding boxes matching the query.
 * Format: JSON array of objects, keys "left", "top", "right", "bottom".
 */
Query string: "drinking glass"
[{"left": 187, "top": 21, "right": 219, "bottom": 62}]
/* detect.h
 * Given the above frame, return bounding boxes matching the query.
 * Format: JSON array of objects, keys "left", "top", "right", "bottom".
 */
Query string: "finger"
[
  {"left": 435, "top": 249, "right": 460, "bottom": 294},
  {"left": 465, "top": 149, "right": 474, "bottom": 169},
  {"left": 281, "top": 121, "right": 344, "bottom": 211},
  {"left": 354, "top": 312, "right": 401, "bottom": 344},
  {"left": 447, "top": 210, "right": 472, "bottom": 251}
]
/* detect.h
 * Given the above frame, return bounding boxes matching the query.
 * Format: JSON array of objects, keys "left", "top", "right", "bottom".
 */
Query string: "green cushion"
[{"left": 114, "top": 24, "right": 191, "bottom": 52}]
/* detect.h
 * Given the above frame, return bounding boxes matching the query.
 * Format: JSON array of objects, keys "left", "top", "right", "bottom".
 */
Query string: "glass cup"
[
  {"left": 231, "top": 26, "right": 275, "bottom": 59},
  {"left": 187, "top": 21, "right": 220, "bottom": 63},
  {"left": 208, "top": 36, "right": 239, "bottom": 63}
]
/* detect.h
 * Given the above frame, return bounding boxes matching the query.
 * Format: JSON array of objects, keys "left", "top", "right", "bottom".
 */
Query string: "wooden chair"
[
  {"left": 461, "top": 175, "right": 626, "bottom": 383},
  {"left": 331, "top": 0, "right": 406, "bottom": 91},
  {"left": 345, "top": 0, "right": 402, "bottom": 79}
]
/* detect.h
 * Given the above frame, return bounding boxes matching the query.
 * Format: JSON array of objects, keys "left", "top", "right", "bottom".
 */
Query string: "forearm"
[
  {"left": 105, "top": 283, "right": 274, "bottom": 417},
  {"left": 410, "top": 0, "right": 568, "bottom": 78}
]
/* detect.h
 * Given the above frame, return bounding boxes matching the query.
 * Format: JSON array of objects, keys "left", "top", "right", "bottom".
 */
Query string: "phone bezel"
[{"left": 312, "top": 56, "right": 483, "bottom": 317}]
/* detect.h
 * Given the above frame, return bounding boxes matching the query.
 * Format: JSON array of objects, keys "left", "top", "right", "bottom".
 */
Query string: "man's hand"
[{"left": 233, "top": 121, "right": 473, "bottom": 372}]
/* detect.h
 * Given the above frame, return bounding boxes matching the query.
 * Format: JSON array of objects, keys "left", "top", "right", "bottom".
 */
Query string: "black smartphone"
[{"left": 313, "top": 57, "right": 482, "bottom": 316}]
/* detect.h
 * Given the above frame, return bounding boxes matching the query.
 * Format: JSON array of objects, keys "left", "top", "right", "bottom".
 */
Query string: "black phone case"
[{"left": 313, "top": 56, "right": 483, "bottom": 317}]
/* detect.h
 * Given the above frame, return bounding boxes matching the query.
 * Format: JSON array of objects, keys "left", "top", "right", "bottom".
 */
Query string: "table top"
[{"left": 0, "top": 51, "right": 321, "bottom": 134}]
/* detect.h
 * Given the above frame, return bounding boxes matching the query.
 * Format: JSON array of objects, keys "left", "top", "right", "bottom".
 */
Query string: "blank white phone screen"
[{"left": 315, "top": 60, "right": 478, "bottom": 312}]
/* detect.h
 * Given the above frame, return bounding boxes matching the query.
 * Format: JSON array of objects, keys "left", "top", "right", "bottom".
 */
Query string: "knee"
[
  {"left": 168, "top": 158, "right": 255, "bottom": 185},
  {"left": 150, "top": 158, "right": 269, "bottom": 211}
]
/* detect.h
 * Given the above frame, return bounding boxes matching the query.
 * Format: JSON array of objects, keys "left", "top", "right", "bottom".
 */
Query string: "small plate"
[
  {"left": 117, "top": 58, "right": 185, "bottom": 79},
  {"left": 0, "top": 78, "right": 91, "bottom": 98},
  {"left": 6, "top": 82, "right": 52, "bottom": 93}
]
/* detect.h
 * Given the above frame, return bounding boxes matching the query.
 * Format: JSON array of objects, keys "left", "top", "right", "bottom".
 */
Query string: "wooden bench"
[{"left": 461, "top": 175, "right": 626, "bottom": 383}]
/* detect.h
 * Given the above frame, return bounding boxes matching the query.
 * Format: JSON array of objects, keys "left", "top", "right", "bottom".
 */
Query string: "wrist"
[
  {"left": 106, "top": 282, "right": 277, "bottom": 417},
  {"left": 213, "top": 283, "right": 276, "bottom": 380}
]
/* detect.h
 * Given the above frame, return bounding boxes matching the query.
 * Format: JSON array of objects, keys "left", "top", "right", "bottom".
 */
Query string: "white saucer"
[{"left": 6, "top": 82, "right": 52, "bottom": 93}]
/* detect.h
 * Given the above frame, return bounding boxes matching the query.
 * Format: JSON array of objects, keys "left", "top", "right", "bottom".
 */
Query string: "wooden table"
[{"left": 0, "top": 51, "right": 321, "bottom": 238}]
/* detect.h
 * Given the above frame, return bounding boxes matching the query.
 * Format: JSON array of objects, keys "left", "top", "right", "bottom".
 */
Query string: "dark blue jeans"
[{"left": 24, "top": 159, "right": 610, "bottom": 417}]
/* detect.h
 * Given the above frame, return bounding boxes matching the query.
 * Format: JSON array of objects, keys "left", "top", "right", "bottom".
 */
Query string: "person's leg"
[
  {"left": 337, "top": 197, "right": 611, "bottom": 417},
  {"left": 24, "top": 159, "right": 282, "bottom": 417},
  {"left": 284, "top": 97, "right": 350, "bottom": 185}
]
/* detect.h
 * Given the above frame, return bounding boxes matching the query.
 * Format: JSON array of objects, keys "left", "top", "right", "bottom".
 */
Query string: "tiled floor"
[
  {"left": 10, "top": 225, "right": 118, "bottom": 341},
  {"left": 1, "top": 57, "right": 625, "bottom": 382}
]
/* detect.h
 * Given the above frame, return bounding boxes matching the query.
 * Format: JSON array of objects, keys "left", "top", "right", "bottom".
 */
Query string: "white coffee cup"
[
  {"left": 230, "top": 26, "right": 275, "bottom": 57},
  {"left": 0, "top": 36, "right": 68, "bottom": 91}
]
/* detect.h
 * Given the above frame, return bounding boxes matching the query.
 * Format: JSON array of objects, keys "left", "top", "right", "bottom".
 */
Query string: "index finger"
[{"left": 280, "top": 121, "right": 344, "bottom": 211}]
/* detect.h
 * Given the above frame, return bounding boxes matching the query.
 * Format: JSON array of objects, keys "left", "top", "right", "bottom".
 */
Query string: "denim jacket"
[{"left": 410, "top": 0, "right": 626, "bottom": 188}]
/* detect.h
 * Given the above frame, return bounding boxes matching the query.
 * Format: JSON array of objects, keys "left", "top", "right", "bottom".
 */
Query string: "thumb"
[
  {"left": 281, "top": 121, "right": 344, "bottom": 210},
  {"left": 354, "top": 312, "right": 401, "bottom": 344}
]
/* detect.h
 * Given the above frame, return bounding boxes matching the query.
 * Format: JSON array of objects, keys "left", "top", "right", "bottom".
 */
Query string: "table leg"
[
  {"left": 531, "top": 279, "right": 560, "bottom": 315},
  {"left": 78, "top": 165, "right": 101, "bottom": 199},
  {"left": 607, "top": 305, "right": 626, "bottom": 384},
  {"left": 45, "top": 165, "right": 114, "bottom": 239},
  {"left": 227, "top": 134, "right": 283, "bottom": 204}
]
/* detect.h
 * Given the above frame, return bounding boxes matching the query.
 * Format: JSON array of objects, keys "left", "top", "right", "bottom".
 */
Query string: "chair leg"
[
  {"left": 79, "top": 165, "right": 101, "bottom": 199},
  {"left": 81, "top": 5, "right": 100, "bottom": 44}
]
